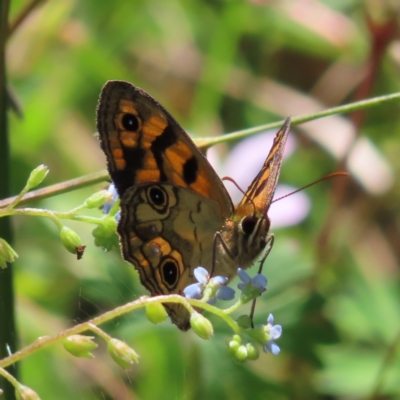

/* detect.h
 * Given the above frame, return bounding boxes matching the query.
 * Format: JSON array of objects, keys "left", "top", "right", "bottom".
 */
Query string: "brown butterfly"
[{"left": 97, "top": 80, "right": 290, "bottom": 330}]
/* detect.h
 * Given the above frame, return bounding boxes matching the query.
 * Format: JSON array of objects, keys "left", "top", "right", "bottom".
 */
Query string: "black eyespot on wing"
[
  {"left": 146, "top": 185, "right": 170, "bottom": 214},
  {"left": 182, "top": 156, "right": 198, "bottom": 185},
  {"left": 149, "top": 186, "right": 166, "bottom": 206},
  {"left": 241, "top": 216, "right": 258, "bottom": 235},
  {"left": 122, "top": 113, "right": 139, "bottom": 131},
  {"left": 161, "top": 258, "right": 179, "bottom": 288}
]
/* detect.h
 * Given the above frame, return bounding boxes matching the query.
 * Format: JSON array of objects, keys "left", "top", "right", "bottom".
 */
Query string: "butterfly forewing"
[
  {"left": 97, "top": 80, "right": 233, "bottom": 218},
  {"left": 239, "top": 117, "right": 291, "bottom": 214}
]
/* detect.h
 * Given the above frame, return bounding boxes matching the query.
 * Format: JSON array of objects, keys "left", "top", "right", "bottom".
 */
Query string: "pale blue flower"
[
  {"left": 184, "top": 267, "right": 235, "bottom": 302},
  {"left": 237, "top": 268, "right": 267, "bottom": 296},
  {"left": 103, "top": 184, "right": 119, "bottom": 214},
  {"left": 263, "top": 313, "right": 282, "bottom": 355}
]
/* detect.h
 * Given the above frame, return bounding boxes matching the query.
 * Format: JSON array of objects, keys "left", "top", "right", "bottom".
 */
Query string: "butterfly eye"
[
  {"left": 121, "top": 113, "right": 140, "bottom": 131},
  {"left": 161, "top": 258, "right": 179, "bottom": 288},
  {"left": 241, "top": 216, "right": 258, "bottom": 235}
]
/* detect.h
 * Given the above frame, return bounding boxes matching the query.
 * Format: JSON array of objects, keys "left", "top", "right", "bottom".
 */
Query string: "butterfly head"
[{"left": 227, "top": 203, "right": 272, "bottom": 267}]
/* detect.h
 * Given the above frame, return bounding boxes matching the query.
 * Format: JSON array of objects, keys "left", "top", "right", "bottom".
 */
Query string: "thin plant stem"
[
  {"left": 0, "top": 170, "right": 108, "bottom": 208},
  {"left": 195, "top": 91, "right": 400, "bottom": 149},
  {"left": 0, "top": 294, "right": 196, "bottom": 368},
  {"left": 0, "top": 1, "right": 18, "bottom": 399}
]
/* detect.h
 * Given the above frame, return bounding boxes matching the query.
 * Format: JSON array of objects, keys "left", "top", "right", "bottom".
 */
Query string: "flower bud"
[
  {"left": 228, "top": 338, "right": 240, "bottom": 356},
  {"left": 0, "top": 238, "right": 18, "bottom": 269},
  {"left": 247, "top": 327, "right": 267, "bottom": 347},
  {"left": 62, "top": 335, "right": 97, "bottom": 358},
  {"left": 234, "top": 344, "right": 248, "bottom": 362},
  {"left": 92, "top": 216, "right": 118, "bottom": 251},
  {"left": 190, "top": 312, "right": 214, "bottom": 340},
  {"left": 107, "top": 338, "right": 139, "bottom": 368},
  {"left": 15, "top": 384, "right": 41, "bottom": 400},
  {"left": 26, "top": 165, "right": 49, "bottom": 190},
  {"left": 59, "top": 226, "right": 85, "bottom": 257},
  {"left": 236, "top": 314, "right": 252, "bottom": 329},
  {"left": 232, "top": 334, "right": 241, "bottom": 343},
  {"left": 146, "top": 302, "right": 167, "bottom": 324},
  {"left": 246, "top": 343, "right": 260, "bottom": 360},
  {"left": 228, "top": 334, "right": 242, "bottom": 350},
  {"left": 84, "top": 190, "right": 111, "bottom": 209}
]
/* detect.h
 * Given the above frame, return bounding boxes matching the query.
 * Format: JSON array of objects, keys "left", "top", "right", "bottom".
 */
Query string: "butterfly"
[{"left": 96, "top": 80, "right": 290, "bottom": 330}]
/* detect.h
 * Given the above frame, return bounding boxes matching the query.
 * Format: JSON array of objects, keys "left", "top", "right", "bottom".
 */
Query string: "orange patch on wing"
[
  {"left": 136, "top": 169, "right": 160, "bottom": 182},
  {"left": 142, "top": 154, "right": 157, "bottom": 170},
  {"left": 172, "top": 141, "right": 193, "bottom": 160},
  {"left": 132, "top": 248, "right": 150, "bottom": 270},
  {"left": 110, "top": 148, "right": 125, "bottom": 170},
  {"left": 114, "top": 158, "right": 126, "bottom": 170},
  {"left": 119, "top": 99, "right": 138, "bottom": 114},
  {"left": 141, "top": 115, "right": 168, "bottom": 147},
  {"left": 170, "top": 250, "right": 184, "bottom": 275},
  {"left": 190, "top": 168, "right": 213, "bottom": 196},
  {"left": 147, "top": 114, "right": 168, "bottom": 132},
  {"left": 120, "top": 131, "right": 139, "bottom": 148},
  {"left": 112, "top": 148, "right": 123, "bottom": 159},
  {"left": 144, "top": 237, "right": 172, "bottom": 263},
  {"left": 164, "top": 148, "right": 181, "bottom": 165}
]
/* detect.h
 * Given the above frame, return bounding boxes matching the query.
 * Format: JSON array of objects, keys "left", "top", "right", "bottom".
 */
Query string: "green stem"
[
  {"left": 5, "top": 184, "right": 30, "bottom": 210},
  {"left": 0, "top": 0, "right": 18, "bottom": 398},
  {"left": 0, "top": 295, "right": 194, "bottom": 368},
  {"left": 0, "top": 207, "right": 104, "bottom": 227},
  {"left": 221, "top": 299, "right": 245, "bottom": 316},
  {"left": 87, "top": 324, "right": 113, "bottom": 342},
  {"left": 0, "top": 170, "right": 109, "bottom": 209},
  {"left": 0, "top": 367, "right": 18, "bottom": 389},
  {"left": 195, "top": 91, "right": 400, "bottom": 149},
  {"left": 189, "top": 298, "right": 240, "bottom": 333},
  {"left": 0, "top": 294, "right": 243, "bottom": 368}
]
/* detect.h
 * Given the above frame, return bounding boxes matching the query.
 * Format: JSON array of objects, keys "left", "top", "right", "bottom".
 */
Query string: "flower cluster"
[
  {"left": 184, "top": 266, "right": 282, "bottom": 361},
  {"left": 228, "top": 313, "right": 282, "bottom": 362}
]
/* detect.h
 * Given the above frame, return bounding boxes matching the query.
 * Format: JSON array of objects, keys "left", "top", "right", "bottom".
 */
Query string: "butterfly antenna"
[
  {"left": 271, "top": 172, "right": 349, "bottom": 203},
  {"left": 222, "top": 176, "right": 256, "bottom": 213}
]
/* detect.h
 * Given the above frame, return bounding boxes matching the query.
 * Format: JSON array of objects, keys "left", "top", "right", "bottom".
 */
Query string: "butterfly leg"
[
  {"left": 257, "top": 234, "right": 275, "bottom": 274},
  {"left": 249, "top": 234, "right": 275, "bottom": 327},
  {"left": 211, "top": 231, "right": 235, "bottom": 278}
]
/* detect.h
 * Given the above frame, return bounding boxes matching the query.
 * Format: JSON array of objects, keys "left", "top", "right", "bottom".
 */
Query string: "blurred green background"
[{"left": 2, "top": 0, "right": 400, "bottom": 399}]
